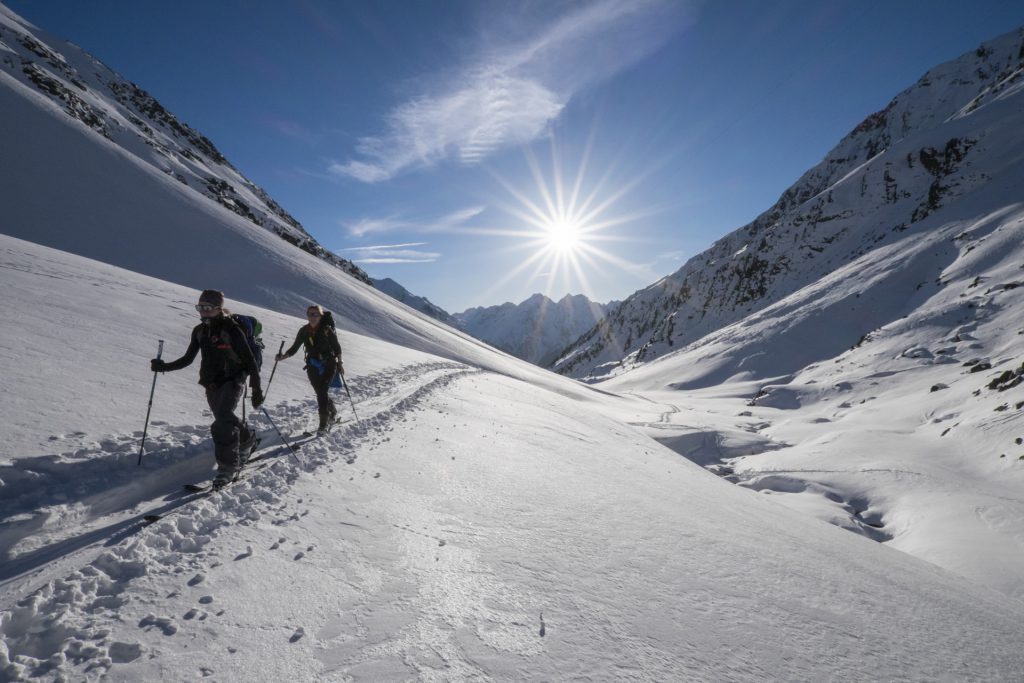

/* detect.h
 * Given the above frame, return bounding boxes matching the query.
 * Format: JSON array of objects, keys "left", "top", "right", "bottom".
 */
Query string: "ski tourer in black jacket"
[{"left": 161, "top": 314, "right": 262, "bottom": 392}]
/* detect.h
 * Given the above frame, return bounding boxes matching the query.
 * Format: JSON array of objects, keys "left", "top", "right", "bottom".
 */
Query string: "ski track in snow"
[{"left": 0, "top": 360, "right": 477, "bottom": 681}]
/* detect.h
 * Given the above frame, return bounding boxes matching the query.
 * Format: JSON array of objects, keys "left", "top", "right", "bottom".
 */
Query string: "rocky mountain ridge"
[
  {"left": 0, "top": 6, "right": 370, "bottom": 284},
  {"left": 552, "top": 27, "right": 1024, "bottom": 380},
  {"left": 456, "top": 293, "right": 610, "bottom": 366}
]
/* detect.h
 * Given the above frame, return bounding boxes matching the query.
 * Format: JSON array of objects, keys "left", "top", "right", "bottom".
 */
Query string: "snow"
[
  {"left": 3, "top": 236, "right": 1024, "bottom": 681},
  {"left": 3, "top": 5, "right": 1024, "bottom": 680}
]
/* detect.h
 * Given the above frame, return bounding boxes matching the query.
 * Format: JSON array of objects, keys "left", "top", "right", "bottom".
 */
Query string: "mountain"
[
  {"left": 371, "top": 277, "right": 456, "bottom": 326},
  {"left": 454, "top": 293, "right": 610, "bottom": 366},
  {"left": 3, "top": 5, "right": 1024, "bottom": 679},
  {"left": 0, "top": 4, "right": 369, "bottom": 286},
  {"left": 553, "top": 27, "right": 1024, "bottom": 381}
]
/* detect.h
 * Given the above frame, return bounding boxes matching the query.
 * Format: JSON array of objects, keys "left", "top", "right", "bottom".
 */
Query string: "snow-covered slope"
[
  {"left": 601, "top": 193, "right": 1024, "bottom": 599},
  {"left": 3, "top": 235, "right": 1023, "bottom": 681},
  {"left": 371, "top": 277, "right": 456, "bottom": 326},
  {"left": 455, "top": 293, "right": 608, "bottom": 366},
  {"left": 554, "top": 27, "right": 1024, "bottom": 381},
  {"left": 0, "top": 4, "right": 368, "bottom": 284},
  {"left": 3, "top": 5, "right": 1024, "bottom": 679}
]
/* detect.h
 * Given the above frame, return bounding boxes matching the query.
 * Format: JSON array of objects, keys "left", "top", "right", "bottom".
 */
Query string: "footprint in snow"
[
  {"left": 188, "top": 573, "right": 205, "bottom": 587},
  {"left": 290, "top": 627, "right": 305, "bottom": 643},
  {"left": 234, "top": 545, "right": 253, "bottom": 561},
  {"left": 108, "top": 642, "right": 143, "bottom": 663},
  {"left": 139, "top": 614, "right": 177, "bottom": 636},
  {"left": 199, "top": 596, "right": 214, "bottom": 604},
  {"left": 294, "top": 551, "right": 305, "bottom": 561}
]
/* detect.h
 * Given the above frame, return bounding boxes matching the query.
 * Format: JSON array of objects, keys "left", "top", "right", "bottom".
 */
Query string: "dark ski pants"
[
  {"left": 205, "top": 379, "right": 252, "bottom": 472},
  {"left": 306, "top": 360, "right": 337, "bottom": 426}
]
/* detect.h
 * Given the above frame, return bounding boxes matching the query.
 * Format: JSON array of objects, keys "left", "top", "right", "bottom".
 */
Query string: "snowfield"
[
  {"left": 3, "top": 235, "right": 1024, "bottom": 681},
  {"left": 3, "top": 3, "right": 1024, "bottom": 680}
]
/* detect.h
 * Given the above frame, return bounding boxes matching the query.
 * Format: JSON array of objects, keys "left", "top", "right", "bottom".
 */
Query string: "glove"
[
  {"left": 275, "top": 353, "right": 286, "bottom": 362},
  {"left": 151, "top": 359, "right": 167, "bottom": 372},
  {"left": 251, "top": 386, "right": 265, "bottom": 409}
]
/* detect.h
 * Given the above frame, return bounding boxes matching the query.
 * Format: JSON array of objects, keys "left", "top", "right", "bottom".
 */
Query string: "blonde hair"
[{"left": 306, "top": 304, "right": 324, "bottom": 316}]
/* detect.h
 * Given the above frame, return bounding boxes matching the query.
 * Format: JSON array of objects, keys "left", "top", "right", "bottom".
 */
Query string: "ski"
[{"left": 139, "top": 432, "right": 317, "bottom": 527}]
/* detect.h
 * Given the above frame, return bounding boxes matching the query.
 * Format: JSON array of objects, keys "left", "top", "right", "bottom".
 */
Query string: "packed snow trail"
[
  {"left": 0, "top": 362, "right": 472, "bottom": 608},
  {"left": 4, "top": 369, "right": 1024, "bottom": 681}
]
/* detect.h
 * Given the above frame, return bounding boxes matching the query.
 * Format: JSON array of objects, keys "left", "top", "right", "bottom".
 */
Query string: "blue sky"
[{"left": 10, "top": 0, "right": 1024, "bottom": 312}]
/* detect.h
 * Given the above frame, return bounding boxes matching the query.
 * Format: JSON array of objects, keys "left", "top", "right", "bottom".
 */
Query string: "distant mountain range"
[
  {"left": 454, "top": 293, "right": 611, "bottom": 366},
  {"left": 371, "top": 277, "right": 457, "bottom": 326},
  {"left": 553, "top": 27, "right": 1024, "bottom": 381}
]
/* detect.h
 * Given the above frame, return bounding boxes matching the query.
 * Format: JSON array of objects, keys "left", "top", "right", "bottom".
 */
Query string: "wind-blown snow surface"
[
  {"left": 2, "top": 237, "right": 1024, "bottom": 681},
  {"left": 604, "top": 197, "right": 1024, "bottom": 599}
]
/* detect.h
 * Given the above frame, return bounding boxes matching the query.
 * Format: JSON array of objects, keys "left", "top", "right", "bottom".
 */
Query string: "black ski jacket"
[
  {"left": 283, "top": 320, "right": 342, "bottom": 364},
  {"left": 162, "top": 315, "right": 260, "bottom": 388}
]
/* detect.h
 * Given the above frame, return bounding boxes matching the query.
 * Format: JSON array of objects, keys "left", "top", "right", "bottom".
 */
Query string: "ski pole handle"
[{"left": 138, "top": 339, "right": 164, "bottom": 465}]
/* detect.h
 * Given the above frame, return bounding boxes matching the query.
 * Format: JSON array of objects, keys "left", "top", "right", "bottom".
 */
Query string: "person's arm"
[
  {"left": 328, "top": 326, "right": 342, "bottom": 360},
  {"left": 327, "top": 327, "right": 344, "bottom": 374},
  {"left": 279, "top": 328, "right": 305, "bottom": 360},
  {"left": 153, "top": 329, "right": 199, "bottom": 372}
]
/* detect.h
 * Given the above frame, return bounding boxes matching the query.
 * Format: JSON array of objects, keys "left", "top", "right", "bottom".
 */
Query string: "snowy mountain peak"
[
  {"left": 553, "top": 27, "right": 1024, "bottom": 380},
  {"left": 454, "top": 293, "right": 609, "bottom": 366}
]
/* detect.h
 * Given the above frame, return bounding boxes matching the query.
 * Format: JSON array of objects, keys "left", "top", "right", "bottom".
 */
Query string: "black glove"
[
  {"left": 151, "top": 359, "right": 167, "bottom": 372},
  {"left": 251, "top": 386, "right": 265, "bottom": 409}
]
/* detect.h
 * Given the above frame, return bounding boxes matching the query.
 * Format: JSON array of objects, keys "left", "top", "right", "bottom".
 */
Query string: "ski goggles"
[{"left": 195, "top": 304, "right": 220, "bottom": 313}]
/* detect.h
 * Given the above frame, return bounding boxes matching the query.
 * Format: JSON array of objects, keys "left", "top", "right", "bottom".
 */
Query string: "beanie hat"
[{"left": 199, "top": 289, "right": 225, "bottom": 306}]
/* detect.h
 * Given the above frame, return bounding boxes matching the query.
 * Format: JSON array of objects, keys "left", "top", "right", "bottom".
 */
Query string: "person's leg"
[
  {"left": 307, "top": 365, "right": 331, "bottom": 430},
  {"left": 325, "top": 359, "right": 338, "bottom": 420},
  {"left": 207, "top": 380, "right": 245, "bottom": 474}
]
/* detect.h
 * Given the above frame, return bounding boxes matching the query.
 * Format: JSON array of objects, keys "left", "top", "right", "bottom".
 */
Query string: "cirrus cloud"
[{"left": 331, "top": 0, "right": 694, "bottom": 183}]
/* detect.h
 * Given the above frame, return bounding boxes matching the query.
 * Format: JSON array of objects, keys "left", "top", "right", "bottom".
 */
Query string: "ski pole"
[
  {"left": 340, "top": 374, "right": 360, "bottom": 424},
  {"left": 242, "top": 384, "right": 247, "bottom": 422},
  {"left": 264, "top": 341, "right": 285, "bottom": 399},
  {"left": 260, "top": 407, "right": 304, "bottom": 466},
  {"left": 137, "top": 340, "right": 164, "bottom": 466}
]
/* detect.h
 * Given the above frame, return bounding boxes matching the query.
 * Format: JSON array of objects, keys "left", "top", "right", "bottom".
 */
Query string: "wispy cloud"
[
  {"left": 331, "top": 0, "right": 693, "bottom": 183},
  {"left": 340, "top": 242, "right": 440, "bottom": 264},
  {"left": 342, "top": 205, "right": 486, "bottom": 237}
]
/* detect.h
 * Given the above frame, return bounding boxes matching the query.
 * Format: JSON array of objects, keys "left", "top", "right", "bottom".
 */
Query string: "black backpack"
[
  {"left": 321, "top": 311, "right": 336, "bottom": 330},
  {"left": 231, "top": 314, "right": 265, "bottom": 370}
]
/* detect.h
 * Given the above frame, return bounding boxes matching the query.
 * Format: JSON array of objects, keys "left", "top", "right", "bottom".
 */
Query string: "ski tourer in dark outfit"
[
  {"left": 151, "top": 290, "right": 265, "bottom": 487},
  {"left": 276, "top": 304, "right": 343, "bottom": 434}
]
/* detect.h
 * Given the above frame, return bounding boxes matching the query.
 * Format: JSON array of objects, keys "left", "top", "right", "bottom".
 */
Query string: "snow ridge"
[
  {"left": 553, "top": 27, "right": 1024, "bottom": 380},
  {"left": 0, "top": 7, "right": 369, "bottom": 285}
]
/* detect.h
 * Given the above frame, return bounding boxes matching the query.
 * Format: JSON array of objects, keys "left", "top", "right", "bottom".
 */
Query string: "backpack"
[
  {"left": 321, "top": 311, "right": 336, "bottom": 329},
  {"left": 231, "top": 314, "right": 265, "bottom": 370}
]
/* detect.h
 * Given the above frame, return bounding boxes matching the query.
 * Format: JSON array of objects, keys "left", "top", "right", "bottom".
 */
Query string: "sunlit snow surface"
[
  {"left": 2, "top": 3, "right": 1024, "bottom": 679},
  {"left": 2, "top": 237, "right": 1024, "bottom": 680}
]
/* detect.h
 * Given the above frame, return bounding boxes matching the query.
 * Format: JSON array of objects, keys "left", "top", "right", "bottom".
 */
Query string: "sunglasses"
[
  {"left": 306, "top": 311, "right": 321, "bottom": 319},
  {"left": 195, "top": 304, "right": 220, "bottom": 313}
]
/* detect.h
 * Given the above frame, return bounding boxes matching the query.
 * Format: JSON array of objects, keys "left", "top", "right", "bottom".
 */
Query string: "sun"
[{"left": 544, "top": 218, "right": 582, "bottom": 254}]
